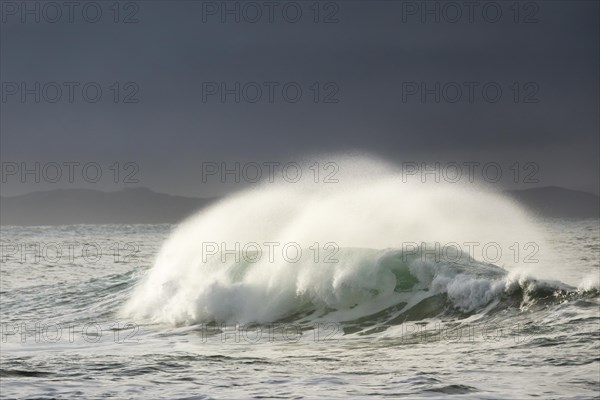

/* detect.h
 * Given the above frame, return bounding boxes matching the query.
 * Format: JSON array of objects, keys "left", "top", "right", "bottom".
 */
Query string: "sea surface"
[{"left": 0, "top": 219, "right": 598, "bottom": 399}]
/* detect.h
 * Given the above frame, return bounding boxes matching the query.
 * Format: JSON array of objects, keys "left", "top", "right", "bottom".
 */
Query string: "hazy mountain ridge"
[
  {"left": 0, "top": 186, "right": 597, "bottom": 226},
  {"left": 0, "top": 187, "right": 217, "bottom": 226}
]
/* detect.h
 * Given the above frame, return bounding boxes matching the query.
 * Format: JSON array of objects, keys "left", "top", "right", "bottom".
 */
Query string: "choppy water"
[{"left": 0, "top": 218, "right": 598, "bottom": 399}]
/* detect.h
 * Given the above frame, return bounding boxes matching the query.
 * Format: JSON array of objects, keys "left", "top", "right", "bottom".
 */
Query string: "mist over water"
[{"left": 122, "top": 156, "right": 571, "bottom": 326}]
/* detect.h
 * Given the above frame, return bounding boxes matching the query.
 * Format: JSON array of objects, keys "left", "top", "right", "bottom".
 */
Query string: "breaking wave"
[{"left": 123, "top": 156, "right": 590, "bottom": 326}]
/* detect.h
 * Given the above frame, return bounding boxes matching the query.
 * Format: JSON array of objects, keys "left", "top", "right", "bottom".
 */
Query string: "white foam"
[{"left": 122, "top": 155, "right": 550, "bottom": 325}]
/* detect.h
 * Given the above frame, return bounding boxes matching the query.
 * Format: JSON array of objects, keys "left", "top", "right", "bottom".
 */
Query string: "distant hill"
[
  {"left": 504, "top": 186, "right": 599, "bottom": 219},
  {"left": 0, "top": 186, "right": 597, "bottom": 226},
  {"left": 0, "top": 187, "right": 216, "bottom": 226}
]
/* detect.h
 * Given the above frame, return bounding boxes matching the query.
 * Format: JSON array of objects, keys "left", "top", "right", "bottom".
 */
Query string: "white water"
[{"left": 123, "top": 157, "right": 554, "bottom": 325}]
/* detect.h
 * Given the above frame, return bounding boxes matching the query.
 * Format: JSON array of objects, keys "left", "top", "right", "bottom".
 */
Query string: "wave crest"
[{"left": 122, "top": 156, "right": 561, "bottom": 326}]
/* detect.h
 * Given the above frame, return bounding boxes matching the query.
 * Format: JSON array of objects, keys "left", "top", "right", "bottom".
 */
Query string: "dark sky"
[{"left": 1, "top": 0, "right": 598, "bottom": 196}]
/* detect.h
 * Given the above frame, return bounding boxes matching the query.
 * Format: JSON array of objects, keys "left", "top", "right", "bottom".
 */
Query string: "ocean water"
[{"left": 1, "top": 177, "right": 599, "bottom": 399}]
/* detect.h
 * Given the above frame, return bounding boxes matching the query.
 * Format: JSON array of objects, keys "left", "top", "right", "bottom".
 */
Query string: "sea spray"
[{"left": 122, "top": 156, "right": 552, "bottom": 325}]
